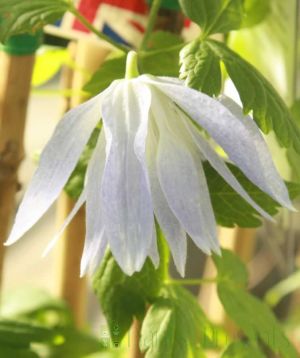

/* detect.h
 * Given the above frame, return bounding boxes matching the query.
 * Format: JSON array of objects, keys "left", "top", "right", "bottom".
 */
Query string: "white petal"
[
  {"left": 42, "top": 190, "right": 86, "bottom": 257},
  {"left": 5, "top": 90, "right": 106, "bottom": 246},
  {"left": 101, "top": 80, "right": 154, "bottom": 275},
  {"left": 150, "top": 90, "right": 219, "bottom": 255},
  {"left": 148, "top": 78, "right": 293, "bottom": 210},
  {"left": 182, "top": 115, "right": 275, "bottom": 221},
  {"left": 147, "top": 123, "right": 187, "bottom": 276},
  {"left": 80, "top": 131, "right": 106, "bottom": 276},
  {"left": 88, "top": 235, "right": 108, "bottom": 275}
]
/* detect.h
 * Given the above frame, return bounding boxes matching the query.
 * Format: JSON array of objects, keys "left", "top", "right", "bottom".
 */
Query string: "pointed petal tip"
[
  {"left": 212, "top": 244, "right": 222, "bottom": 256},
  {"left": 4, "top": 233, "right": 18, "bottom": 246},
  {"left": 177, "top": 264, "right": 186, "bottom": 278}
]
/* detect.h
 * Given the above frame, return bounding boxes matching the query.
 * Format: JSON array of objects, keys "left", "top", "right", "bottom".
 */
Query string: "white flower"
[{"left": 5, "top": 74, "right": 293, "bottom": 276}]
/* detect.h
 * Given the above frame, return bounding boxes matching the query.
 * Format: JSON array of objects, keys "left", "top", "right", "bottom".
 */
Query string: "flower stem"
[
  {"left": 125, "top": 51, "right": 140, "bottom": 79},
  {"left": 140, "top": 0, "right": 162, "bottom": 50},
  {"left": 165, "top": 277, "right": 217, "bottom": 286},
  {"left": 69, "top": 7, "right": 131, "bottom": 53}
]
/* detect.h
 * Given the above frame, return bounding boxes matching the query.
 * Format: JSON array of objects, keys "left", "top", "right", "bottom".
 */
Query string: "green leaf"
[
  {"left": 64, "top": 127, "right": 101, "bottom": 199},
  {"left": 206, "top": 39, "right": 300, "bottom": 153},
  {"left": 265, "top": 270, "right": 300, "bottom": 307},
  {"left": 84, "top": 36, "right": 183, "bottom": 96},
  {"left": 0, "top": 0, "right": 72, "bottom": 42},
  {"left": 242, "top": 0, "right": 271, "bottom": 28},
  {"left": 48, "top": 327, "right": 104, "bottom": 358},
  {"left": 92, "top": 233, "right": 168, "bottom": 345},
  {"left": 180, "top": 39, "right": 222, "bottom": 96},
  {"left": 204, "top": 161, "right": 300, "bottom": 227},
  {"left": 83, "top": 55, "right": 126, "bottom": 97},
  {"left": 213, "top": 251, "right": 298, "bottom": 358},
  {"left": 145, "top": 31, "right": 183, "bottom": 50},
  {"left": 1, "top": 286, "right": 70, "bottom": 318},
  {"left": 213, "top": 249, "right": 248, "bottom": 285},
  {"left": 218, "top": 283, "right": 298, "bottom": 358},
  {"left": 178, "top": 0, "right": 244, "bottom": 36},
  {"left": 140, "top": 285, "right": 214, "bottom": 358},
  {"left": 222, "top": 341, "right": 265, "bottom": 358},
  {"left": 0, "top": 345, "right": 38, "bottom": 358},
  {"left": 0, "top": 320, "right": 59, "bottom": 348}
]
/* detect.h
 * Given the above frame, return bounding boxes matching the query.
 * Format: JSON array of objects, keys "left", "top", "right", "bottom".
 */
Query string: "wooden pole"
[
  {"left": 55, "top": 39, "right": 110, "bottom": 327},
  {"left": 0, "top": 51, "right": 35, "bottom": 288}
]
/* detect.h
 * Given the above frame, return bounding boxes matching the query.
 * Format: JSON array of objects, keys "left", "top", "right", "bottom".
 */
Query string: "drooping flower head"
[{"left": 6, "top": 52, "right": 293, "bottom": 276}]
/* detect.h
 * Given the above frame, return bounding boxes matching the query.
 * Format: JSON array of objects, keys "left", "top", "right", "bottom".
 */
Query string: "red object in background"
[{"left": 73, "top": 0, "right": 148, "bottom": 33}]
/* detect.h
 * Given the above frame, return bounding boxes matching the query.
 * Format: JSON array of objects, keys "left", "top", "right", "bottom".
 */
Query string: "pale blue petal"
[
  {"left": 101, "top": 81, "right": 154, "bottom": 275},
  {"left": 146, "top": 122, "right": 187, "bottom": 275},
  {"left": 80, "top": 131, "right": 106, "bottom": 276},
  {"left": 148, "top": 77, "right": 293, "bottom": 210},
  {"left": 150, "top": 89, "right": 219, "bottom": 255},
  {"left": 181, "top": 114, "right": 275, "bottom": 221},
  {"left": 6, "top": 90, "right": 106, "bottom": 246}
]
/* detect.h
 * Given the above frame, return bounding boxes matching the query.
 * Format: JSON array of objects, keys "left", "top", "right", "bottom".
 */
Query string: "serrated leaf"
[
  {"left": 92, "top": 235, "right": 168, "bottom": 345},
  {"left": 213, "top": 251, "right": 298, "bottom": 358},
  {"left": 180, "top": 40, "right": 222, "bottom": 96},
  {"left": 0, "top": 0, "right": 72, "bottom": 42},
  {"left": 217, "top": 283, "right": 298, "bottom": 358},
  {"left": 178, "top": 0, "right": 244, "bottom": 36},
  {"left": 206, "top": 39, "right": 300, "bottom": 153},
  {"left": 222, "top": 341, "right": 265, "bottom": 358},
  {"left": 140, "top": 285, "right": 213, "bottom": 358},
  {"left": 213, "top": 249, "right": 248, "bottom": 285},
  {"left": 204, "top": 161, "right": 300, "bottom": 227}
]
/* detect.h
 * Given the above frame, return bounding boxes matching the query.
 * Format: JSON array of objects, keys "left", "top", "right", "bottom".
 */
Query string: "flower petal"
[
  {"left": 42, "top": 190, "right": 86, "bottom": 257},
  {"left": 101, "top": 80, "right": 154, "bottom": 275},
  {"left": 149, "top": 78, "right": 293, "bottom": 209},
  {"left": 146, "top": 122, "right": 187, "bottom": 275},
  {"left": 182, "top": 114, "right": 275, "bottom": 221},
  {"left": 5, "top": 89, "right": 108, "bottom": 246},
  {"left": 151, "top": 90, "right": 219, "bottom": 255},
  {"left": 80, "top": 131, "right": 107, "bottom": 276},
  {"left": 88, "top": 235, "right": 108, "bottom": 275}
]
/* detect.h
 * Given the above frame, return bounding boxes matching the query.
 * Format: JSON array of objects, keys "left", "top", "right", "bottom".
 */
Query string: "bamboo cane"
[
  {"left": 55, "top": 38, "right": 110, "bottom": 327},
  {"left": 0, "top": 35, "right": 39, "bottom": 288}
]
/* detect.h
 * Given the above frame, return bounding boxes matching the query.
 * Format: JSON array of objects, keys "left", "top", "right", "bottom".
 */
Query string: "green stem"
[
  {"left": 165, "top": 277, "right": 217, "bottom": 286},
  {"left": 125, "top": 51, "right": 140, "bottom": 79},
  {"left": 140, "top": 0, "right": 162, "bottom": 50},
  {"left": 69, "top": 7, "right": 130, "bottom": 53}
]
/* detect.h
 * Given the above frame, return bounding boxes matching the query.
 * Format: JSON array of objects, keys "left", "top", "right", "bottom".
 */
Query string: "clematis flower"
[{"left": 5, "top": 53, "right": 293, "bottom": 277}]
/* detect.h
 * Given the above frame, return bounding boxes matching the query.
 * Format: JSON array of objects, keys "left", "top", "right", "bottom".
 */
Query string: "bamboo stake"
[
  {"left": 129, "top": 319, "right": 144, "bottom": 358},
  {"left": 55, "top": 39, "right": 110, "bottom": 327},
  {"left": 0, "top": 51, "right": 35, "bottom": 288}
]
